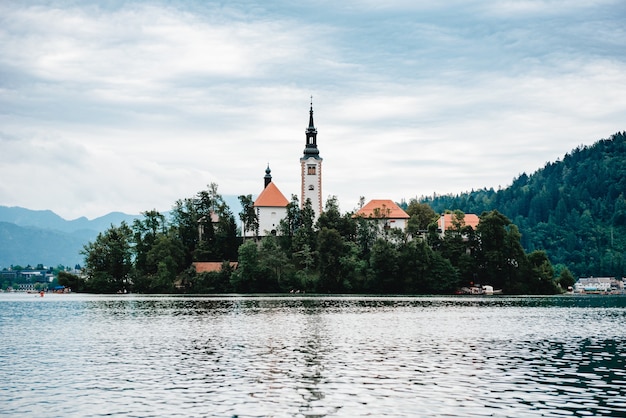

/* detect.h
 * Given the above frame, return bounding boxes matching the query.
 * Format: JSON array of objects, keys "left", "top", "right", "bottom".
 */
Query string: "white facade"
[
  {"left": 256, "top": 206, "right": 287, "bottom": 236},
  {"left": 574, "top": 277, "right": 614, "bottom": 292},
  {"left": 300, "top": 157, "right": 323, "bottom": 217}
]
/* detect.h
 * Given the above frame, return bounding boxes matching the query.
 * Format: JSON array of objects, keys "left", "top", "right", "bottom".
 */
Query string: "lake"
[{"left": 1, "top": 293, "right": 625, "bottom": 417}]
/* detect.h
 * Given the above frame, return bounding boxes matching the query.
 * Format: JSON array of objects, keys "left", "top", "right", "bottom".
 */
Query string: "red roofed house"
[
  {"left": 353, "top": 199, "right": 410, "bottom": 231},
  {"left": 253, "top": 165, "right": 289, "bottom": 237},
  {"left": 193, "top": 261, "right": 238, "bottom": 273},
  {"left": 437, "top": 213, "right": 480, "bottom": 236}
]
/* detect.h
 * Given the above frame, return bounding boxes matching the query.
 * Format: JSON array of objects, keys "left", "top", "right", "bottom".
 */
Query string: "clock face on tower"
[{"left": 308, "top": 185, "right": 314, "bottom": 190}]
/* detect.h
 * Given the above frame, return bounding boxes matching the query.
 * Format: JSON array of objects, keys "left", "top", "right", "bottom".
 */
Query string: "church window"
[
  {"left": 308, "top": 185, "right": 314, "bottom": 190},
  {"left": 309, "top": 136, "right": 314, "bottom": 144},
  {"left": 307, "top": 165, "right": 316, "bottom": 175}
]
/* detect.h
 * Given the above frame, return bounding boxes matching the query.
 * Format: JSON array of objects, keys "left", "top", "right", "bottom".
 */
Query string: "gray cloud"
[{"left": 0, "top": 0, "right": 624, "bottom": 219}]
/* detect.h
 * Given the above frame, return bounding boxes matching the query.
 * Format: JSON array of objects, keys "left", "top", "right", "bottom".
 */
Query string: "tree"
[
  {"left": 367, "top": 238, "right": 399, "bottom": 293},
  {"left": 526, "top": 250, "right": 558, "bottom": 294},
  {"left": 213, "top": 201, "right": 239, "bottom": 261},
  {"left": 475, "top": 210, "right": 528, "bottom": 291},
  {"left": 82, "top": 222, "right": 133, "bottom": 293},
  {"left": 230, "top": 240, "right": 261, "bottom": 292},
  {"left": 238, "top": 194, "right": 259, "bottom": 238},
  {"left": 397, "top": 239, "right": 433, "bottom": 293},
  {"left": 317, "top": 196, "right": 357, "bottom": 240},
  {"left": 57, "top": 270, "right": 86, "bottom": 292},
  {"left": 405, "top": 199, "right": 438, "bottom": 237},
  {"left": 317, "top": 227, "right": 346, "bottom": 292},
  {"left": 277, "top": 195, "right": 301, "bottom": 254},
  {"left": 557, "top": 267, "right": 576, "bottom": 290},
  {"left": 139, "top": 233, "right": 185, "bottom": 293},
  {"left": 258, "top": 236, "right": 290, "bottom": 290},
  {"left": 171, "top": 197, "right": 201, "bottom": 266},
  {"left": 132, "top": 210, "right": 167, "bottom": 277}
]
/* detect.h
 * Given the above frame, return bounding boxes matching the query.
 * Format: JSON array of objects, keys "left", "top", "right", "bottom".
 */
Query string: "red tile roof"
[
  {"left": 353, "top": 199, "right": 409, "bottom": 219},
  {"left": 438, "top": 213, "right": 480, "bottom": 230},
  {"left": 254, "top": 182, "right": 289, "bottom": 207},
  {"left": 193, "top": 262, "right": 238, "bottom": 273}
]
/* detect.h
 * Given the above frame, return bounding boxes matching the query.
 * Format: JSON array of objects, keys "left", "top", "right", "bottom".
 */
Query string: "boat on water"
[{"left": 457, "top": 285, "right": 502, "bottom": 295}]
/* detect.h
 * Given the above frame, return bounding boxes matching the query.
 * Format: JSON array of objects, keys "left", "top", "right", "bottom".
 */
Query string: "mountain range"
[{"left": 0, "top": 207, "right": 141, "bottom": 268}]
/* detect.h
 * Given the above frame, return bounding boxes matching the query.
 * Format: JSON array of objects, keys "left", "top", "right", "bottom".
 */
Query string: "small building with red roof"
[
  {"left": 353, "top": 199, "right": 410, "bottom": 231},
  {"left": 437, "top": 213, "right": 480, "bottom": 233},
  {"left": 252, "top": 165, "right": 289, "bottom": 237}
]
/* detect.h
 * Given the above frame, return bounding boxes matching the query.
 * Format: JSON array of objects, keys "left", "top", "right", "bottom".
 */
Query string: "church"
[{"left": 247, "top": 102, "right": 324, "bottom": 237}]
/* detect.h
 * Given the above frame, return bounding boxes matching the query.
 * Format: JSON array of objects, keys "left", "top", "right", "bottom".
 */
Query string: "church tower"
[{"left": 300, "top": 100, "right": 323, "bottom": 218}]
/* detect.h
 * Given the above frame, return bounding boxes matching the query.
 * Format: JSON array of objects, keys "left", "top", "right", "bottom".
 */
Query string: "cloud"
[{"left": 0, "top": 0, "right": 625, "bottom": 219}]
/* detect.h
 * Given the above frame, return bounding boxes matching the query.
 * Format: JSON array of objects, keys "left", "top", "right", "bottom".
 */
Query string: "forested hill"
[{"left": 420, "top": 131, "right": 626, "bottom": 278}]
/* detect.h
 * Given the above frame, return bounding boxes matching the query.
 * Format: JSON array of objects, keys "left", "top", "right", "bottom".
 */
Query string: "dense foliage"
[
  {"left": 80, "top": 132, "right": 626, "bottom": 294},
  {"left": 418, "top": 132, "right": 626, "bottom": 279},
  {"left": 80, "top": 188, "right": 559, "bottom": 294}
]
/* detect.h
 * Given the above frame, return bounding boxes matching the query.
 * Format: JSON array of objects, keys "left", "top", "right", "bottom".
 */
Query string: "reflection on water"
[{"left": 1, "top": 294, "right": 625, "bottom": 417}]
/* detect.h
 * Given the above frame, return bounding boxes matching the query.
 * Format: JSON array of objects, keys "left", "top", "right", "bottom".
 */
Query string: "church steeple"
[
  {"left": 300, "top": 98, "right": 323, "bottom": 219},
  {"left": 264, "top": 164, "right": 272, "bottom": 188},
  {"left": 303, "top": 98, "right": 320, "bottom": 159}
]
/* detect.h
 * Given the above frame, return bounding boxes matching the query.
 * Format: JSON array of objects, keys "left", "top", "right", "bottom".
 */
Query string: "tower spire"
[
  {"left": 308, "top": 96, "right": 315, "bottom": 130},
  {"left": 264, "top": 163, "right": 272, "bottom": 188},
  {"left": 303, "top": 97, "right": 319, "bottom": 158}
]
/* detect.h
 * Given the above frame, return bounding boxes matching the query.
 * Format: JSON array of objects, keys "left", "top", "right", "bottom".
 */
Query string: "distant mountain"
[
  {"left": 0, "top": 222, "right": 90, "bottom": 267},
  {"left": 0, "top": 207, "right": 141, "bottom": 268},
  {"left": 0, "top": 206, "right": 140, "bottom": 234},
  {"left": 419, "top": 131, "right": 626, "bottom": 278}
]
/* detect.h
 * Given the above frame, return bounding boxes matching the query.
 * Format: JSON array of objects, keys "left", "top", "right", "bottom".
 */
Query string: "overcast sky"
[{"left": 1, "top": 0, "right": 624, "bottom": 220}]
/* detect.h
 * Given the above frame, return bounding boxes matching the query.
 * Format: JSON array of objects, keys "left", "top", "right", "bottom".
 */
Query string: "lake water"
[{"left": 1, "top": 294, "right": 625, "bottom": 417}]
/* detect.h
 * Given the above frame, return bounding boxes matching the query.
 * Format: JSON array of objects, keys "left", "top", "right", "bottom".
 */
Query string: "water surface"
[{"left": 1, "top": 294, "right": 625, "bottom": 417}]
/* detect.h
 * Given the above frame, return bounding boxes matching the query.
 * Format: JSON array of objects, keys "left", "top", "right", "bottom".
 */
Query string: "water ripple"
[{"left": 1, "top": 294, "right": 625, "bottom": 417}]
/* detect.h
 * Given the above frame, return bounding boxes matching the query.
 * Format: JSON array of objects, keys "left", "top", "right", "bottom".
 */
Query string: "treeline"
[
  {"left": 419, "top": 132, "right": 626, "bottom": 279},
  {"left": 72, "top": 184, "right": 571, "bottom": 294}
]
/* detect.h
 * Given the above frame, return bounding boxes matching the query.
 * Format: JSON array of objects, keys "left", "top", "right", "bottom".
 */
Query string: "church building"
[
  {"left": 253, "top": 165, "right": 289, "bottom": 236},
  {"left": 251, "top": 102, "right": 324, "bottom": 237}
]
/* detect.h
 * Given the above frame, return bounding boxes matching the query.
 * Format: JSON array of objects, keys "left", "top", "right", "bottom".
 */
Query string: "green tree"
[
  {"left": 238, "top": 194, "right": 259, "bottom": 238},
  {"left": 405, "top": 199, "right": 438, "bottom": 237},
  {"left": 397, "top": 239, "right": 433, "bottom": 293},
  {"left": 132, "top": 209, "right": 167, "bottom": 277},
  {"left": 82, "top": 222, "right": 133, "bottom": 293},
  {"left": 475, "top": 210, "right": 528, "bottom": 292},
  {"left": 317, "top": 196, "right": 357, "bottom": 240},
  {"left": 57, "top": 270, "right": 86, "bottom": 292},
  {"left": 557, "top": 266, "right": 576, "bottom": 290},
  {"left": 425, "top": 252, "right": 459, "bottom": 293},
  {"left": 367, "top": 238, "right": 399, "bottom": 293},
  {"left": 231, "top": 240, "right": 261, "bottom": 292},
  {"left": 171, "top": 197, "right": 201, "bottom": 266},
  {"left": 525, "top": 250, "right": 557, "bottom": 294},
  {"left": 277, "top": 195, "right": 301, "bottom": 254},
  {"left": 258, "top": 236, "right": 290, "bottom": 291},
  {"left": 317, "top": 227, "right": 346, "bottom": 293},
  {"left": 138, "top": 233, "right": 185, "bottom": 293}
]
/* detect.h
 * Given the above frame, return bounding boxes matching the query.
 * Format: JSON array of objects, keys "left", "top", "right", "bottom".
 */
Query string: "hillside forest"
[
  {"left": 420, "top": 131, "right": 626, "bottom": 281},
  {"left": 70, "top": 132, "right": 626, "bottom": 294}
]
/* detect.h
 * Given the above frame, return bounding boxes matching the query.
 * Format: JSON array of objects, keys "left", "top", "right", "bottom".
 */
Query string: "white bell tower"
[{"left": 300, "top": 99, "right": 323, "bottom": 218}]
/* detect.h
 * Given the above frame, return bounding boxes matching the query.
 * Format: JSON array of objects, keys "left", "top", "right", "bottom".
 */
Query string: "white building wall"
[
  {"left": 257, "top": 206, "right": 287, "bottom": 236},
  {"left": 301, "top": 158, "right": 323, "bottom": 218},
  {"left": 387, "top": 218, "right": 407, "bottom": 230}
]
